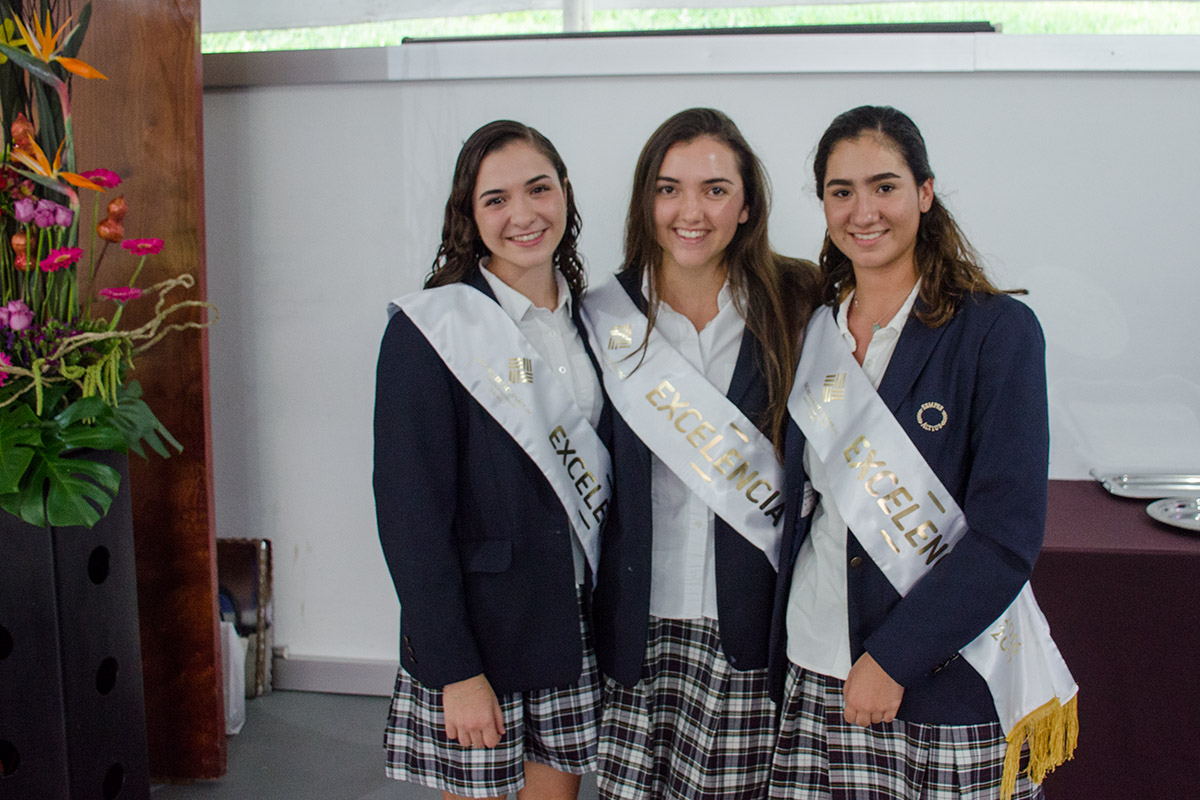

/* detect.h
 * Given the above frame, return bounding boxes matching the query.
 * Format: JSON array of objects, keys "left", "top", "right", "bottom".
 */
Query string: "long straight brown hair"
[
  {"left": 621, "top": 108, "right": 819, "bottom": 454},
  {"left": 427, "top": 120, "right": 586, "bottom": 300},
  {"left": 813, "top": 106, "right": 1024, "bottom": 325}
]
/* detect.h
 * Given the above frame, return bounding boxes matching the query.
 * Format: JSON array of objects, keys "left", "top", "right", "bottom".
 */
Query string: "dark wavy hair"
[
  {"left": 813, "top": 105, "right": 1023, "bottom": 326},
  {"left": 621, "top": 108, "right": 819, "bottom": 453},
  {"left": 427, "top": 120, "right": 586, "bottom": 299}
]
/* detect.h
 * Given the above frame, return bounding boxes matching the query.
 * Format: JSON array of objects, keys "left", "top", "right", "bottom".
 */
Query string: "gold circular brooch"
[{"left": 917, "top": 402, "right": 948, "bottom": 432}]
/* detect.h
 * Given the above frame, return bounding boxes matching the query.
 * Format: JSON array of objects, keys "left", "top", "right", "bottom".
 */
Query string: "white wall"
[{"left": 203, "top": 33, "right": 1200, "bottom": 681}]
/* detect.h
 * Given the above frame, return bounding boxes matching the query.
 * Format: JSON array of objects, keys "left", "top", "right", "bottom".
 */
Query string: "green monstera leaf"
[
  {"left": 0, "top": 402, "right": 41, "bottom": 494},
  {"left": 109, "top": 381, "right": 182, "bottom": 459},
  {"left": 0, "top": 381, "right": 182, "bottom": 529},
  {"left": 0, "top": 447, "right": 121, "bottom": 528}
]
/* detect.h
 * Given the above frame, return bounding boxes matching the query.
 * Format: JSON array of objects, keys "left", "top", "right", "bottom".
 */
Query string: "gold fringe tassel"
[{"left": 1000, "top": 694, "right": 1079, "bottom": 800}]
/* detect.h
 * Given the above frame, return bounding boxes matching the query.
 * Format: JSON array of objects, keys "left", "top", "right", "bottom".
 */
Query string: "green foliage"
[
  {"left": 0, "top": 380, "right": 182, "bottom": 528},
  {"left": 0, "top": 42, "right": 56, "bottom": 87},
  {"left": 0, "top": 400, "right": 39, "bottom": 492},
  {"left": 108, "top": 380, "right": 183, "bottom": 459},
  {"left": 0, "top": 1, "right": 208, "bottom": 531},
  {"left": 201, "top": 3, "right": 1200, "bottom": 53},
  {"left": 5, "top": 446, "right": 120, "bottom": 528},
  {"left": 60, "top": 1, "right": 90, "bottom": 60}
]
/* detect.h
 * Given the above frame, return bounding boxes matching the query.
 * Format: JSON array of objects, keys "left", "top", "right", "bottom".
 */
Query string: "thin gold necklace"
[{"left": 853, "top": 293, "right": 908, "bottom": 333}]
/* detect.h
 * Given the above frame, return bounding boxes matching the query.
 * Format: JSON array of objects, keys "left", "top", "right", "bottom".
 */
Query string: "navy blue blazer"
[
  {"left": 769, "top": 292, "right": 1049, "bottom": 725},
  {"left": 373, "top": 268, "right": 607, "bottom": 694},
  {"left": 592, "top": 270, "right": 780, "bottom": 687}
]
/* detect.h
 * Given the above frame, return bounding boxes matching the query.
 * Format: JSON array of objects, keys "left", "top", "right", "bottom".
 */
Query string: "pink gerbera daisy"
[
  {"left": 40, "top": 247, "right": 84, "bottom": 272},
  {"left": 121, "top": 238, "right": 164, "bottom": 256},
  {"left": 81, "top": 168, "right": 122, "bottom": 189},
  {"left": 99, "top": 286, "right": 144, "bottom": 303}
]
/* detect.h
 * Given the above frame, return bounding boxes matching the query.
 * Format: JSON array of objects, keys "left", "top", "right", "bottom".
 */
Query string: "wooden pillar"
[{"left": 72, "top": 0, "right": 224, "bottom": 779}]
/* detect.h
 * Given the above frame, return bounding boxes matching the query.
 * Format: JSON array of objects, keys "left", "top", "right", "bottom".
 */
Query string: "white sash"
[
  {"left": 791, "top": 307, "right": 1077, "bottom": 797},
  {"left": 391, "top": 284, "right": 611, "bottom": 574},
  {"left": 581, "top": 279, "right": 785, "bottom": 569}
]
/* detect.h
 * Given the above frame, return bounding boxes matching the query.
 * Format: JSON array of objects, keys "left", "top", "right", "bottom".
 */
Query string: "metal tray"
[
  {"left": 1146, "top": 497, "right": 1200, "bottom": 532},
  {"left": 1090, "top": 471, "right": 1200, "bottom": 499}
]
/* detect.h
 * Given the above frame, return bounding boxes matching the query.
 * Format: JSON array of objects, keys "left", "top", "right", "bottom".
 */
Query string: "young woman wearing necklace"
[{"left": 768, "top": 106, "right": 1077, "bottom": 800}]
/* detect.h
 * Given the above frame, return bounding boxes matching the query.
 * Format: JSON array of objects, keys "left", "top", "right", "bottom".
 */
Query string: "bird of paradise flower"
[
  {"left": 7, "top": 8, "right": 106, "bottom": 83},
  {"left": 9, "top": 133, "right": 101, "bottom": 193},
  {"left": 0, "top": 6, "right": 107, "bottom": 196}
]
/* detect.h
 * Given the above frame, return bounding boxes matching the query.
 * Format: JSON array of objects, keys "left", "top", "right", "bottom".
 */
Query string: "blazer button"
[{"left": 849, "top": 556, "right": 863, "bottom": 568}]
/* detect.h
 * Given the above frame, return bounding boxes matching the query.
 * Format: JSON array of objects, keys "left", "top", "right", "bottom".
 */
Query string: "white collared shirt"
[
  {"left": 481, "top": 264, "right": 601, "bottom": 584},
  {"left": 645, "top": 276, "right": 747, "bottom": 620},
  {"left": 786, "top": 281, "right": 921, "bottom": 677}
]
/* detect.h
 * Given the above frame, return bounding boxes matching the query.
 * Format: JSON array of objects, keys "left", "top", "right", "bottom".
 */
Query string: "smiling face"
[
  {"left": 472, "top": 140, "right": 567, "bottom": 283},
  {"left": 822, "top": 134, "right": 933, "bottom": 281},
  {"left": 653, "top": 135, "right": 749, "bottom": 278}
]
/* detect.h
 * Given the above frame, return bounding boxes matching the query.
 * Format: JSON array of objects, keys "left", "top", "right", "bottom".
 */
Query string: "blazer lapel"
[
  {"left": 726, "top": 330, "right": 758, "bottom": 410},
  {"left": 616, "top": 269, "right": 646, "bottom": 313},
  {"left": 464, "top": 264, "right": 499, "bottom": 302},
  {"left": 613, "top": 270, "right": 653, "bottom": 477},
  {"left": 572, "top": 296, "right": 603, "bottom": 379},
  {"left": 876, "top": 297, "right": 949, "bottom": 412}
]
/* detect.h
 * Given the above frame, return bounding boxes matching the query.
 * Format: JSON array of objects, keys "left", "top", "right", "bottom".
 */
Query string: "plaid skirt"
[
  {"left": 598, "top": 617, "right": 777, "bottom": 800},
  {"left": 384, "top": 606, "right": 601, "bottom": 798},
  {"left": 768, "top": 663, "right": 1046, "bottom": 800}
]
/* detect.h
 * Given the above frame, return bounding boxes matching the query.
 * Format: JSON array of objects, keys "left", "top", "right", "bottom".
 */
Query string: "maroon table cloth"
[{"left": 1031, "top": 480, "right": 1200, "bottom": 797}]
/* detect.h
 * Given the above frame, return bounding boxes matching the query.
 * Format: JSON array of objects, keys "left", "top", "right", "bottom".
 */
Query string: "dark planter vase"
[{"left": 0, "top": 450, "right": 150, "bottom": 799}]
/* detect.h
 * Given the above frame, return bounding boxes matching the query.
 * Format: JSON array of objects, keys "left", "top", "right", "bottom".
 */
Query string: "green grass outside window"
[{"left": 201, "top": 3, "right": 1200, "bottom": 53}]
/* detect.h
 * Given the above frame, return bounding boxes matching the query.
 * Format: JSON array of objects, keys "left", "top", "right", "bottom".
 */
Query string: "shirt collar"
[
  {"left": 480, "top": 258, "right": 572, "bottom": 322},
  {"left": 837, "top": 280, "right": 921, "bottom": 340},
  {"left": 641, "top": 268, "right": 735, "bottom": 313}
]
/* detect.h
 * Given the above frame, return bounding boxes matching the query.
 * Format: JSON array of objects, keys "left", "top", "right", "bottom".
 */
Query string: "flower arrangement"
[{"left": 0, "top": 1, "right": 215, "bottom": 528}]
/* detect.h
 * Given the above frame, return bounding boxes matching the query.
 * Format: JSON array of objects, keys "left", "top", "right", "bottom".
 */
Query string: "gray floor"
[{"left": 149, "top": 690, "right": 599, "bottom": 800}]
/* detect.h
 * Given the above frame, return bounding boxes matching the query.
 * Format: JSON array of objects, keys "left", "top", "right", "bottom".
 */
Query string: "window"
[{"left": 201, "top": 4, "right": 1200, "bottom": 53}]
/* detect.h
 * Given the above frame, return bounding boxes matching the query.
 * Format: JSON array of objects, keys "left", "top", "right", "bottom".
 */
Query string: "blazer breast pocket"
[{"left": 462, "top": 539, "right": 512, "bottom": 573}]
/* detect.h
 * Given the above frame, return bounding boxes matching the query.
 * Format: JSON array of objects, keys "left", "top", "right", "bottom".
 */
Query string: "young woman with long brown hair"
[
  {"left": 375, "top": 119, "right": 610, "bottom": 800},
  {"left": 769, "top": 105, "right": 1077, "bottom": 800},
  {"left": 583, "top": 107, "right": 818, "bottom": 800}
]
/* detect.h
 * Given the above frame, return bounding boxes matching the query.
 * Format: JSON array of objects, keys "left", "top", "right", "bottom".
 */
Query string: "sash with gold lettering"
[
  {"left": 391, "top": 284, "right": 611, "bottom": 573},
  {"left": 791, "top": 307, "right": 1077, "bottom": 798},
  {"left": 581, "top": 279, "right": 785, "bottom": 568}
]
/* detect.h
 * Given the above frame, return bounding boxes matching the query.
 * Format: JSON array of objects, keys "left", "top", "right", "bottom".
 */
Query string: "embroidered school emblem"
[
  {"left": 608, "top": 324, "right": 633, "bottom": 350},
  {"left": 917, "top": 401, "right": 948, "bottom": 432},
  {"left": 822, "top": 373, "right": 846, "bottom": 403},
  {"left": 508, "top": 357, "right": 534, "bottom": 384}
]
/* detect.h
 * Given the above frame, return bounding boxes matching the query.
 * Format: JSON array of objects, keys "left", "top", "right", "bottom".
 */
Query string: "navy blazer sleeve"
[
  {"left": 864, "top": 298, "right": 1049, "bottom": 687},
  {"left": 373, "top": 310, "right": 485, "bottom": 686}
]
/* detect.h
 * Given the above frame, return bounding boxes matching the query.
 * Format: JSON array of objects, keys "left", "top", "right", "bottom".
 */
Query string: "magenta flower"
[
  {"left": 13, "top": 197, "right": 35, "bottom": 224},
  {"left": 33, "top": 198, "right": 58, "bottom": 228},
  {"left": 0, "top": 352, "right": 10, "bottom": 387},
  {"left": 99, "top": 286, "right": 143, "bottom": 303},
  {"left": 81, "top": 168, "right": 122, "bottom": 189},
  {"left": 40, "top": 247, "right": 84, "bottom": 272},
  {"left": 121, "top": 238, "right": 164, "bottom": 256},
  {"left": 6, "top": 300, "right": 33, "bottom": 331}
]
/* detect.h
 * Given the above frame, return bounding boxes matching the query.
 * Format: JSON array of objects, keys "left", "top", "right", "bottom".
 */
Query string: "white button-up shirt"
[
  {"left": 481, "top": 264, "right": 601, "bottom": 584},
  {"left": 646, "top": 278, "right": 746, "bottom": 620},
  {"left": 786, "top": 282, "right": 921, "bottom": 677}
]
